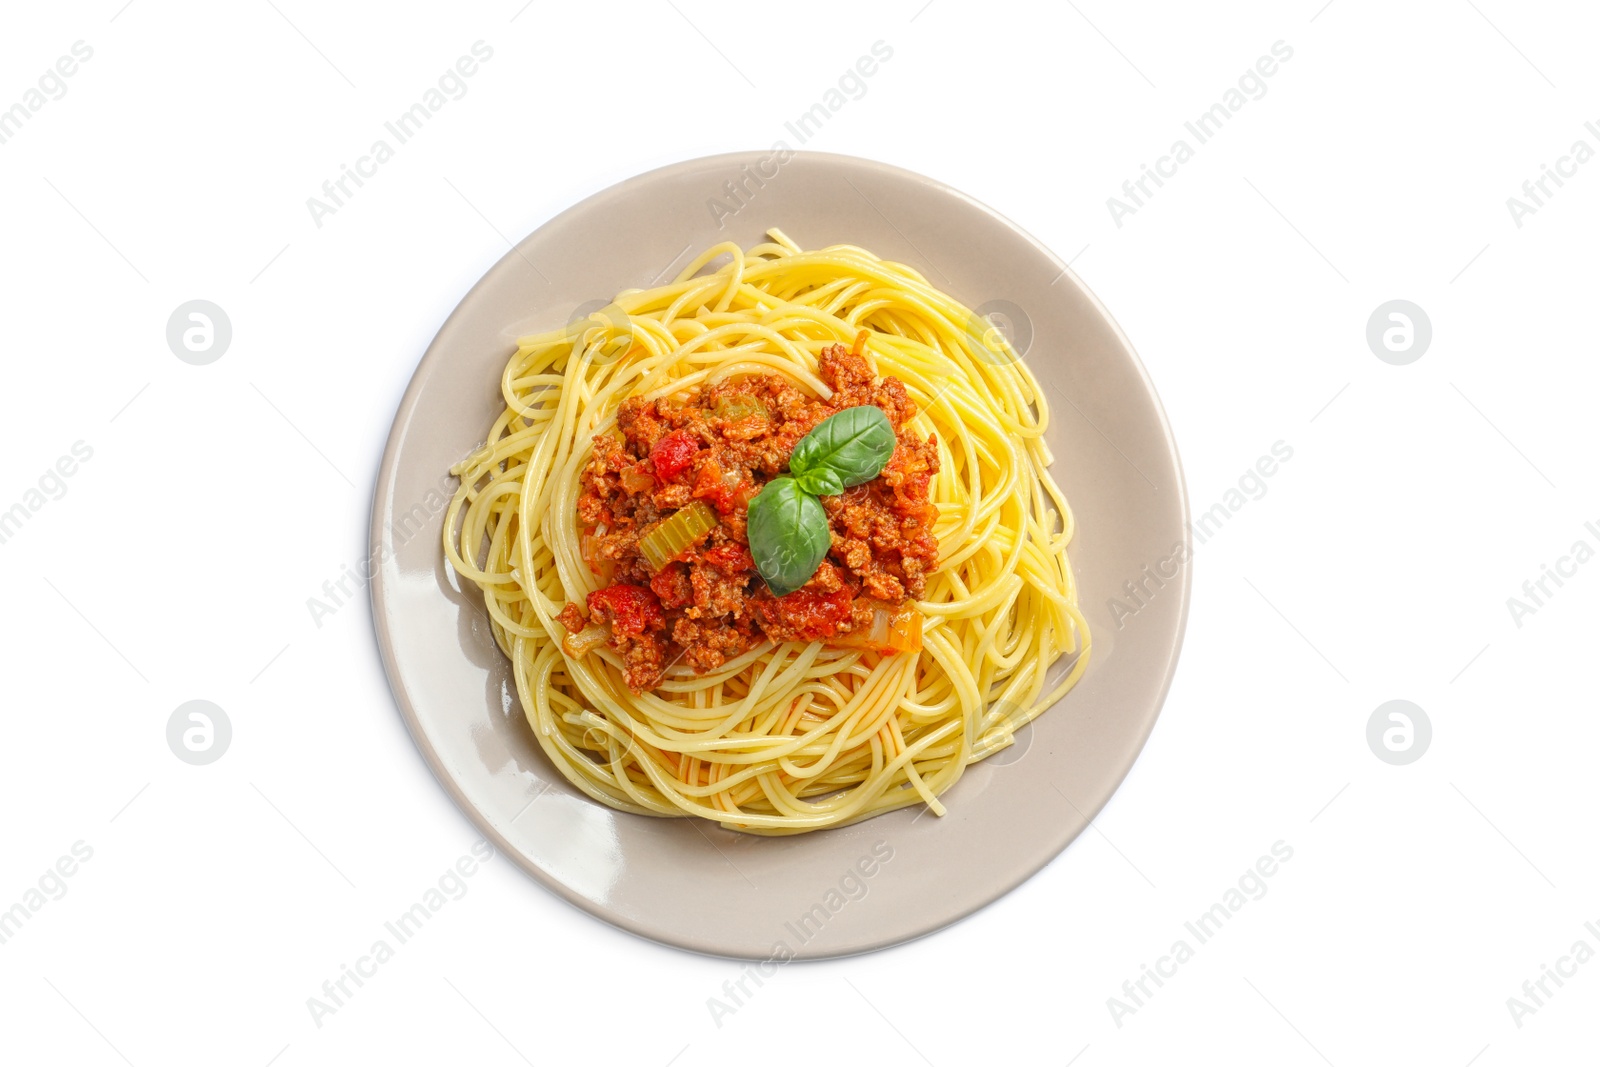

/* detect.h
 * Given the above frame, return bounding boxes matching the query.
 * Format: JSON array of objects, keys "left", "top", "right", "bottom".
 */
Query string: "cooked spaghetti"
[{"left": 443, "top": 231, "right": 1089, "bottom": 834}]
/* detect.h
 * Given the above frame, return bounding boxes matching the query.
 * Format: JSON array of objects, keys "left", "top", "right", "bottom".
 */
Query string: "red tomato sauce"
[{"left": 560, "top": 345, "right": 940, "bottom": 692}]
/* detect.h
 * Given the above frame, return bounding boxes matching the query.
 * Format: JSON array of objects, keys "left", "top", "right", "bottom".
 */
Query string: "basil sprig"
[
  {"left": 747, "top": 406, "right": 897, "bottom": 596},
  {"left": 789, "top": 405, "right": 896, "bottom": 489}
]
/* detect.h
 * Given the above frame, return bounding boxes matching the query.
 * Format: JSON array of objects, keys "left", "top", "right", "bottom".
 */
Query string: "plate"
[{"left": 370, "top": 151, "right": 1189, "bottom": 959}]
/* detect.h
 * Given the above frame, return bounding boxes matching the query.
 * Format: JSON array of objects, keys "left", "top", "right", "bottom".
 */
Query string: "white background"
[{"left": 2, "top": 1, "right": 1597, "bottom": 1064}]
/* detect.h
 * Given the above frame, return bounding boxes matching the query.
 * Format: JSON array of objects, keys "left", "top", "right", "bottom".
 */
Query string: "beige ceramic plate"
[{"left": 371, "top": 151, "right": 1188, "bottom": 960}]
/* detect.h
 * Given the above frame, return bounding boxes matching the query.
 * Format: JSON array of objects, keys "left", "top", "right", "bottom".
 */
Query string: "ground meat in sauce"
[{"left": 566, "top": 344, "right": 939, "bottom": 691}]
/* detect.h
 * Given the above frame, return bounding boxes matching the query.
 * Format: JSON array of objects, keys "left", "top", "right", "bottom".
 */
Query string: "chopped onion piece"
[
  {"left": 619, "top": 464, "right": 655, "bottom": 493},
  {"left": 579, "top": 534, "right": 614, "bottom": 582},
  {"left": 711, "top": 395, "right": 769, "bottom": 422},
  {"left": 828, "top": 599, "right": 923, "bottom": 654},
  {"left": 868, "top": 607, "right": 890, "bottom": 647},
  {"left": 562, "top": 624, "right": 609, "bottom": 657}
]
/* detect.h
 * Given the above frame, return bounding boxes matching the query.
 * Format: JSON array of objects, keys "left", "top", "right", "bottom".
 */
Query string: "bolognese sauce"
[{"left": 556, "top": 343, "right": 940, "bottom": 691}]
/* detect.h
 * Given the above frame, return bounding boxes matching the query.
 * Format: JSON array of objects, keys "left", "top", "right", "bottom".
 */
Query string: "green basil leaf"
[
  {"left": 789, "top": 405, "right": 896, "bottom": 488},
  {"left": 746, "top": 477, "right": 831, "bottom": 597},
  {"left": 794, "top": 467, "right": 844, "bottom": 498}
]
